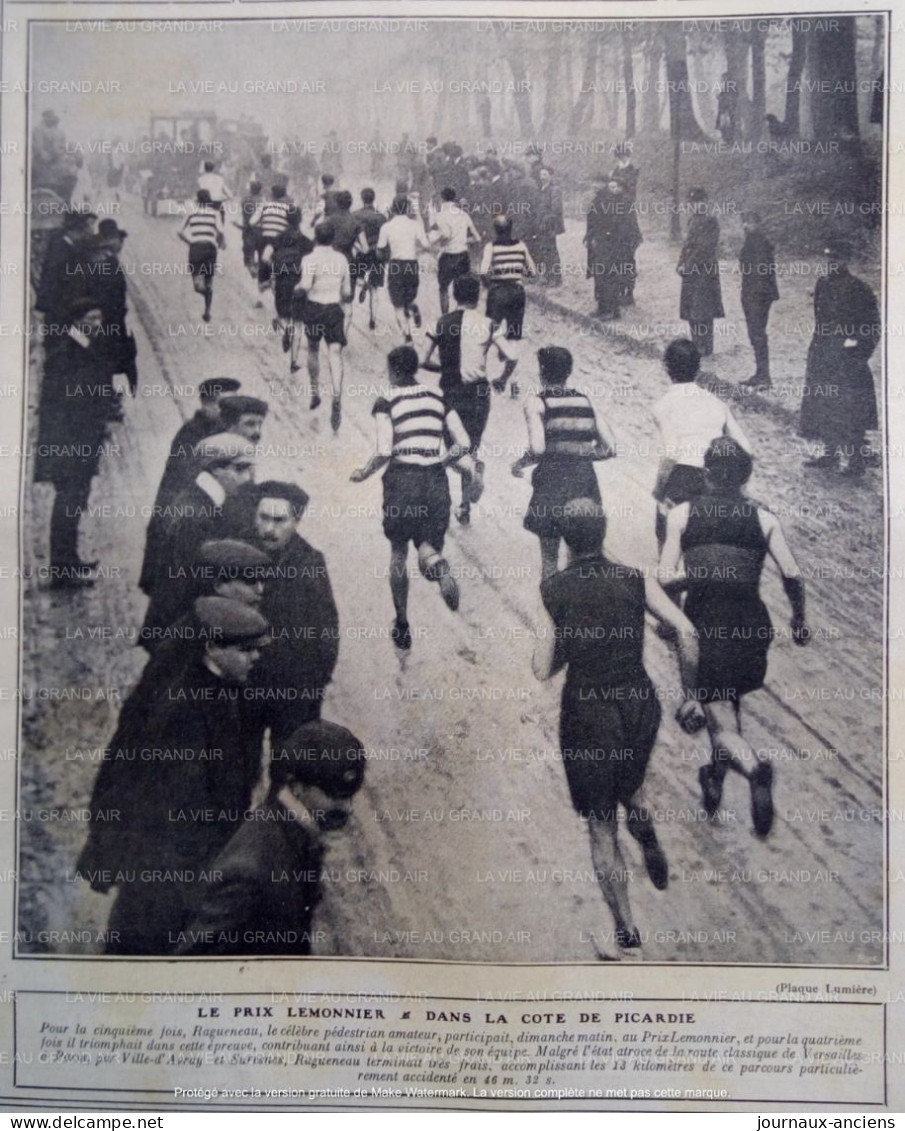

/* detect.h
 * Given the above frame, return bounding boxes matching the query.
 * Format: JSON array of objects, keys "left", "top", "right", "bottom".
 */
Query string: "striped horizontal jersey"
[
  {"left": 373, "top": 384, "right": 447, "bottom": 467},
  {"left": 480, "top": 240, "right": 535, "bottom": 283},
  {"left": 541, "top": 388, "right": 599, "bottom": 458},
  {"left": 181, "top": 206, "right": 223, "bottom": 246},
  {"left": 254, "top": 200, "right": 292, "bottom": 241}
]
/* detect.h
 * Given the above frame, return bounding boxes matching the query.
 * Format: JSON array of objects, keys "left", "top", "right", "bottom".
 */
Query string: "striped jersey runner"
[
  {"left": 181, "top": 206, "right": 221, "bottom": 246},
  {"left": 485, "top": 240, "right": 533, "bottom": 282},
  {"left": 256, "top": 201, "right": 292, "bottom": 241},
  {"left": 540, "top": 388, "right": 598, "bottom": 458},
  {"left": 375, "top": 385, "right": 447, "bottom": 467}
]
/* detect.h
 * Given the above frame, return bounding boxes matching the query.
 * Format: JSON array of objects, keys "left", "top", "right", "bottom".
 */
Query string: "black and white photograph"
[{"left": 18, "top": 12, "right": 887, "bottom": 970}]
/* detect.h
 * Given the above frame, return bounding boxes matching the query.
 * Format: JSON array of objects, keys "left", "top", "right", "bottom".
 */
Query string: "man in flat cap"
[
  {"left": 799, "top": 238, "right": 880, "bottom": 476},
  {"left": 737, "top": 212, "right": 779, "bottom": 391},
  {"left": 87, "top": 218, "right": 137, "bottom": 397},
  {"left": 235, "top": 480, "right": 339, "bottom": 747},
  {"left": 175, "top": 720, "right": 365, "bottom": 956},
  {"left": 218, "top": 394, "right": 269, "bottom": 443},
  {"left": 138, "top": 537, "right": 268, "bottom": 662},
  {"left": 77, "top": 596, "right": 270, "bottom": 954},
  {"left": 35, "top": 298, "right": 116, "bottom": 588},
  {"left": 145, "top": 378, "right": 242, "bottom": 537},
  {"left": 677, "top": 187, "right": 724, "bottom": 358},
  {"left": 140, "top": 433, "right": 255, "bottom": 640}
]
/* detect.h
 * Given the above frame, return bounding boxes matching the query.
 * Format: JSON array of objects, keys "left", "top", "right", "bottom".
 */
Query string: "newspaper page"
[{"left": 0, "top": 0, "right": 901, "bottom": 1114}]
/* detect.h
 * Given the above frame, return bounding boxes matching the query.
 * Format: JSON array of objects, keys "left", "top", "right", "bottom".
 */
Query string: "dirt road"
[{"left": 19, "top": 190, "right": 885, "bottom": 965}]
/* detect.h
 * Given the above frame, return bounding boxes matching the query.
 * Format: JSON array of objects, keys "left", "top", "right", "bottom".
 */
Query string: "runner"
[
  {"left": 177, "top": 188, "right": 225, "bottom": 323},
  {"left": 511, "top": 347, "right": 616, "bottom": 580},
  {"left": 352, "top": 187, "right": 387, "bottom": 332},
  {"left": 657, "top": 437, "right": 811, "bottom": 837},
  {"left": 270, "top": 207, "right": 313, "bottom": 371},
  {"left": 533, "top": 498, "right": 701, "bottom": 955},
  {"left": 350, "top": 345, "right": 482, "bottom": 650},
  {"left": 235, "top": 179, "right": 262, "bottom": 277},
  {"left": 651, "top": 338, "right": 752, "bottom": 549},
  {"left": 480, "top": 214, "right": 536, "bottom": 343},
  {"left": 296, "top": 220, "right": 352, "bottom": 430},
  {"left": 329, "top": 190, "right": 362, "bottom": 336},
  {"left": 376, "top": 195, "right": 431, "bottom": 343},
  {"left": 421, "top": 273, "right": 517, "bottom": 524},
  {"left": 429, "top": 186, "right": 480, "bottom": 314},
  {"left": 197, "top": 159, "right": 232, "bottom": 213},
  {"left": 249, "top": 182, "right": 293, "bottom": 306}
]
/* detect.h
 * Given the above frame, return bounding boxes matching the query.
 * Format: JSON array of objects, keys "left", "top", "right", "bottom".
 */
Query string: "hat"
[
  {"left": 63, "top": 296, "right": 103, "bottom": 324},
  {"left": 198, "top": 539, "right": 270, "bottom": 580},
  {"left": 42, "top": 109, "right": 59, "bottom": 126},
  {"left": 688, "top": 187, "right": 708, "bottom": 203},
  {"left": 195, "top": 433, "right": 257, "bottom": 469},
  {"left": 199, "top": 377, "right": 241, "bottom": 400},
  {"left": 272, "top": 720, "right": 366, "bottom": 798},
  {"left": 254, "top": 480, "right": 309, "bottom": 516},
  {"left": 97, "top": 218, "right": 127, "bottom": 240},
  {"left": 824, "top": 236, "right": 853, "bottom": 260},
  {"left": 614, "top": 142, "right": 633, "bottom": 158},
  {"left": 193, "top": 596, "right": 269, "bottom": 645},
  {"left": 219, "top": 395, "right": 269, "bottom": 423},
  {"left": 537, "top": 346, "right": 573, "bottom": 382}
]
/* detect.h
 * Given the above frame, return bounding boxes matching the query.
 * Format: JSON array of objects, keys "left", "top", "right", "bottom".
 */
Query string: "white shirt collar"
[
  {"left": 68, "top": 326, "right": 90, "bottom": 349},
  {"left": 196, "top": 470, "right": 226, "bottom": 505}
]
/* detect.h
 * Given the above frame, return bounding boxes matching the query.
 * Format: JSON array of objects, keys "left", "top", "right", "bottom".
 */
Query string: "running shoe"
[
  {"left": 391, "top": 618, "right": 412, "bottom": 650},
  {"left": 699, "top": 763, "right": 723, "bottom": 816},
  {"left": 282, "top": 328, "right": 291, "bottom": 353},
  {"left": 455, "top": 503, "right": 471, "bottom": 526},
  {"left": 438, "top": 570, "right": 460, "bottom": 612},
  {"left": 750, "top": 762, "right": 774, "bottom": 837},
  {"left": 639, "top": 836, "right": 669, "bottom": 891},
  {"left": 310, "top": 393, "right": 321, "bottom": 411},
  {"left": 331, "top": 397, "right": 342, "bottom": 433},
  {"left": 411, "top": 303, "right": 422, "bottom": 329},
  {"left": 615, "top": 926, "right": 641, "bottom": 950}
]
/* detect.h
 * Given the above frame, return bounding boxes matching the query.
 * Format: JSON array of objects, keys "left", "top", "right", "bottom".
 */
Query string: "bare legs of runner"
[{"left": 701, "top": 699, "right": 774, "bottom": 836}]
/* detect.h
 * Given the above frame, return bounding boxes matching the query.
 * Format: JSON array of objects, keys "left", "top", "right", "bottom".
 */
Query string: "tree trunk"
[
  {"left": 664, "top": 24, "right": 708, "bottom": 141},
  {"left": 722, "top": 25, "right": 751, "bottom": 138},
  {"left": 784, "top": 23, "right": 807, "bottom": 136},
  {"left": 506, "top": 52, "right": 535, "bottom": 138},
  {"left": 622, "top": 29, "right": 637, "bottom": 137},
  {"left": 542, "top": 39, "right": 562, "bottom": 137},
  {"left": 810, "top": 16, "right": 860, "bottom": 141},
  {"left": 749, "top": 27, "right": 766, "bottom": 140},
  {"left": 569, "top": 32, "right": 599, "bottom": 133},
  {"left": 642, "top": 35, "right": 663, "bottom": 132}
]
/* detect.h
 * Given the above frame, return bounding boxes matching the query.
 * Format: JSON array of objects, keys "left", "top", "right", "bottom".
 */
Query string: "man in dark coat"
[
  {"left": 35, "top": 209, "right": 97, "bottom": 344},
  {"left": 35, "top": 298, "right": 117, "bottom": 588},
  {"left": 144, "top": 377, "right": 242, "bottom": 546},
  {"left": 76, "top": 596, "right": 270, "bottom": 954},
  {"left": 678, "top": 187, "right": 724, "bottom": 357},
  {"left": 87, "top": 218, "right": 136, "bottom": 397},
  {"left": 585, "top": 179, "right": 642, "bottom": 320},
  {"left": 174, "top": 720, "right": 366, "bottom": 957},
  {"left": 535, "top": 167, "right": 565, "bottom": 287},
  {"left": 738, "top": 212, "right": 780, "bottom": 390},
  {"left": 235, "top": 481, "right": 340, "bottom": 747},
  {"left": 799, "top": 238, "right": 880, "bottom": 476},
  {"left": 140, "top": 433, "right": 256, "bottom": 641}
]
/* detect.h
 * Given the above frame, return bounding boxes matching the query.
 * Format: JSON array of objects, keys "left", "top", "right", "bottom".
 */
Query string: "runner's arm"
[
  {"left": 723, "top": 408, "right": 753, "bottom": 454},
  {"left": 350, "top": 413, "right": 393, "bottom": 482},
  {"left": 340, "top": 259, "right": 352, "bottom": 304},
  {"left": 590, "top": 405, "right": 616, "bottom": 460},
  {"left": 531, "top": 597, "right": 564, "bottom": 681},
  {"left": 442, "top": 409, "right": 477, "bottom": 476},
  {"left": 644, "top": 576, "right": 699, "bottom": 699},
  {"left": 760, "top": 509, "right": 809, "bottom": 645},
  {"left": 511, "top": 394, "right": 545, "bottom": 476}
]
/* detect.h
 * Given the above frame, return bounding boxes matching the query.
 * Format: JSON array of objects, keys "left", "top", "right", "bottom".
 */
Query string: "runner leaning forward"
[
  {"left": 421, "top": 273, "right": 517, "bottom": 525},
  {"left": 178, "top": 188, "right": 225, "bottom": 324},
  {"left": 533, "top": 498, "right": 701, "bottom": 956},
  {"left": 657, "top": 437, "right": 810, "bottom": 838},
  {"left": 512, "top": 346, "right": 616, "bottom": 580},
  {"left": 350, "top": 345, "right": 482, "bottom": 650}
]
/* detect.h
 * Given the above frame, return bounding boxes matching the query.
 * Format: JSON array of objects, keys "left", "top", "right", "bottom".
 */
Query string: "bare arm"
[
  {"left": 531, "top": 596, "right": 562, "bottom": 681},
  {"left": 590, "top": 403, "right": 616, "bottom": 460},
  {"left": 350, "top": 413, "right": 393, "bottom": 482},
  {"left": 644, "top": 576, "right": 699, "bottom": 697},
  {"left": 442, "top": 408, "right": 477, "bottom": 476},
  {"left": 512, "top": 394, "right": 545, "bottom": 476},
  {"left": 760, "top": 509, "right": 809, "bottom": 645},
  {"left": 723, "top": 408, "right": 753, "bottom": 455},
  {"left": 657, "top": 503, "right": 690, "bottom": 596}
]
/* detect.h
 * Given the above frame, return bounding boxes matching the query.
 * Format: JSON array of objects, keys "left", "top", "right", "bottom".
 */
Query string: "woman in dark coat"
[{"left": 677, "top": 187, "right": 724, "bottom": 357}]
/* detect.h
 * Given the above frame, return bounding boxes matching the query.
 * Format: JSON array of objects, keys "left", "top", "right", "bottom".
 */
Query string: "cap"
[
  {"left": 218, "top": 395, "right": 269, "bottom": 422},
  {"left": 272, "top": 720, "right": 366, "bottom": 798},
  {"left": 199, "top": 377, "right": 241, "bottom": 400},
  {"left": 614, "top": 142, "right": 633, "bottom": 158},
  {"left": 195, "top": 433, "right": 257, "bottom": 469},
  {"left": 63, "top": 296, "right": 103, "bottom": 323},
  {"left": 537, "top": 346, "right": 573, "bottom": 382},
  {"left": 198, "top": 539, "right": 270, "bottom": 580},
  {"left": 688, "top": 187, "right": 708, "bottom": 203},
  {"left": 42, "top": 109, "right": 59, "bottom": 125},
  {"left": 97, "top": 218, "right": 127, "bottom": 240},
  {"left": 193, "top": 596, "right": 269, "bottom": 645},
  {"left": 254, "top": 480, "right": 309, "bottom": 516}
]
